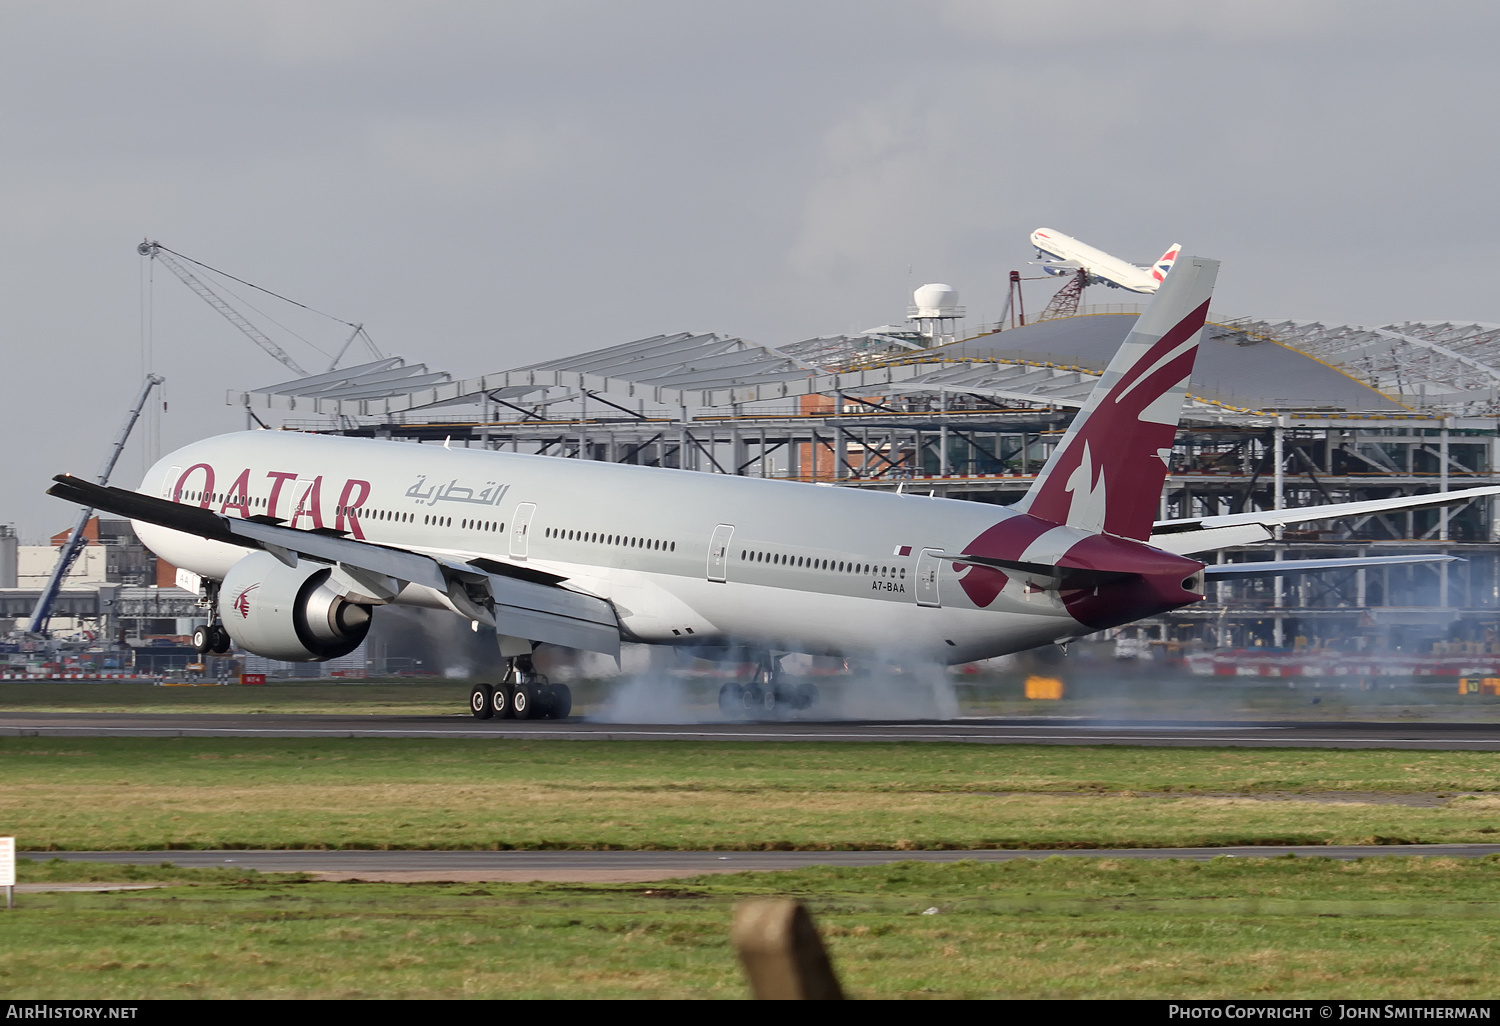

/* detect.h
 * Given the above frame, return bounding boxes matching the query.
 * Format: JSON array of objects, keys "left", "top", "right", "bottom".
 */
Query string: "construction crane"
[
  {"left": 28, "top": 374, "right": 164, "bottom": 637},
  {"left": 137, "top": 241, "right": 383, "bottom": 375},
  {"left": 1037, "top": 267, "right": 1088, "bottom": 323},
  {"left": 138, "top": 241, "right": 309, "bottom": 377}
]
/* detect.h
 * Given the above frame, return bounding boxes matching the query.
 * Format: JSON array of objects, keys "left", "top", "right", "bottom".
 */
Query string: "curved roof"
[
  {"left": 930, "top": 313, "right": 1407, "bottom": 414},
  {"left": 1224, "top": 318, "right": 1500, "bottom": 416}
]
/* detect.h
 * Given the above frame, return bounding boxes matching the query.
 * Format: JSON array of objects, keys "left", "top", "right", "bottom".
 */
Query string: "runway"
[
  {"left": 35, "top": 845, "right": 1500, "bottom": 883},
  {"left": 3, "top": 711, "right": 1500, "bottom": 748}
]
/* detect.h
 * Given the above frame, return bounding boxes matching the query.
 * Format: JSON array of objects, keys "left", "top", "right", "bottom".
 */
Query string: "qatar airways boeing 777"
[{"left": 47, "top": 256, "right": 1495, "bottom": 720}]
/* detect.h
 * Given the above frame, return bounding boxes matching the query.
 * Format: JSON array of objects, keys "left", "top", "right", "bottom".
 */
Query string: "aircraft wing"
[
  {"left": 1204, "top": 554, "right": 1460, "bottom": 579},
  {"left": 1149, "top": 485, "right": 1500, "bottom": 555},
  {"left": 45, "top": 474, "right": 621, "bottom": 656}
]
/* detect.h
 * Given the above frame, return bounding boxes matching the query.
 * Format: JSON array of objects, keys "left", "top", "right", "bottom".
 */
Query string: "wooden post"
[{"left": 731, "top": 899, "right": 844, "bottom": 1000}]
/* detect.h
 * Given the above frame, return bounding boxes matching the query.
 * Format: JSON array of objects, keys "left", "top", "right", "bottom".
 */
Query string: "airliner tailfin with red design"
[
  {"left": 1151, "top": 243, "right": 1182, "bottom": 286},
  {"left": 1013, "top": 255, "right": 1218, "bottom": 542}
]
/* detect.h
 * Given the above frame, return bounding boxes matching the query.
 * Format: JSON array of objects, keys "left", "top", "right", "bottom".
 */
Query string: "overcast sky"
[{"left": 4, "top": 1, "right": 1498, "bottom": 539}]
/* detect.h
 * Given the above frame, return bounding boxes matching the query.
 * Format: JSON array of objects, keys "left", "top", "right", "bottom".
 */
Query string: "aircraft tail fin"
[
  {"left": 1151, "top": 243, "right": 1182, "bottom": 287},
  {"left": 1013, "top": 255, "right": 1218, "bottom": 542}
]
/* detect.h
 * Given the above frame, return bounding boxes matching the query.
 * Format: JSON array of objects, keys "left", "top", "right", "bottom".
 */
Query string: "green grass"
[
  {"left": 3, "top": 737, "right": 1499, "bottom": 851},
  {"left": 14, "top": 857, "right": 300, "bottom": 885},
  {"left": 3, "top": 857, "right": 1499, "bottom": 998}
]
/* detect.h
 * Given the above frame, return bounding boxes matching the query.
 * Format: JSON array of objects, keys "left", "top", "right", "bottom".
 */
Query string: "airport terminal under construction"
[{"left": 9, "top": 256, "right": 1500, "bottom": 682}]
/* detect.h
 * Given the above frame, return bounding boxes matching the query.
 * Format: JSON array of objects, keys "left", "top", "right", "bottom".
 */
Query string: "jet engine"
[{"left": 219, "top": 551, "right": 373, "bottom": 662}]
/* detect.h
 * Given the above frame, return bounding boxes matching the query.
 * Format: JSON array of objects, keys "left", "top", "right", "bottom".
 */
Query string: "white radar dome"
[{"left": 912, "top": 283, "right": 959, "bottom": 317}]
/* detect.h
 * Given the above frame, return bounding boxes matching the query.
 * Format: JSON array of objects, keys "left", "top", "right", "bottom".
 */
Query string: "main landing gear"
[
  {"left": 718, "top": 653, "right": 817, "bottom": 719},
  {"left": 191, "top": 584, "right": 232, "bottom": 655},
  {"left": 192, "top": 624, "right": 232, "bottom": 655},
  {"left": 470, "top": 655, "right": 572, "bottom": 721}
]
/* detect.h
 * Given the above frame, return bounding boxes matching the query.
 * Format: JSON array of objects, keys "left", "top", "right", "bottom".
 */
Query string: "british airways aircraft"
[
  {"left": 47, "top": 256, "right": 1492, "bottom": 720},
  {"left": 1031, "top": 228, "right": 1182, "bottom": 293}
]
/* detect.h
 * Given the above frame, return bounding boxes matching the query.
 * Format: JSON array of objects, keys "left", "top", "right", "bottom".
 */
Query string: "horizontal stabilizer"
[
  {"left": 1204, "top": 554, "right": 1461, "bottom": 579},
  {"left": 950, "top": 553, "right": 1135, "bottom": 589},
  {"left": 47, "top": 475, "right": 620, "bottom": 656}
]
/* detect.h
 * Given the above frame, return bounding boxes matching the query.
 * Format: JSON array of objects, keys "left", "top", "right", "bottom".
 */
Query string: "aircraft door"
[
  {"left": 707, "top": 524, "right": 734, "bottom": 583},
  {"left": 915, "top": 548, "right": 943, "bottom": 608},
  {"left": 162, "top": 467, "right": 182, "bottom": 499},
  {"left": 510, "top": 503, "right": 537, "bottom": 559}
]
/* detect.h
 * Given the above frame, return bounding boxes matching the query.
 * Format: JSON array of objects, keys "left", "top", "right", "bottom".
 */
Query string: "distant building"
[{"left": 17, "top": 517, "right": 164, "bottom": 589}]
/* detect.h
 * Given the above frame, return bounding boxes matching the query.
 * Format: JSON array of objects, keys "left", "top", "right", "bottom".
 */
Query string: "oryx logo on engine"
[{"left": 232, "top": 584, "right": 259, "bottom": 619}]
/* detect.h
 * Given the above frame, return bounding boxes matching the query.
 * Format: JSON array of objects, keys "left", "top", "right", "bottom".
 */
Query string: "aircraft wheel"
[
  {"left": 760, "top": 685, "right": 779, "bottom": 716},
  {"left": 741, "top": 683, "right": 763, "bottom": 713},
  {"left": 470, "top": 683, "right": 495, "bottom": 720},
  {"left": 742, "top": 683, "right": 777, "bottom": 718},
  {"left": 513, "top": 682, "right": 540, "bottom": 720},
  {"left": 549, "top": 683, "right": 572, "bottom": 720},
  {"left": 209, "top": 626, "right": 232, "bottom": 654},
  {"left": 495, "top": 682, "right": 516, "bottom": 719},
  {"left": 718, "top": 683, "right": 744, "bottom": 717},
  {"left": 791, "top": 682, "right": 817, "bottom": 711},
  {"left": 191, "top": 626, "right": 211, "bottom": 654}
]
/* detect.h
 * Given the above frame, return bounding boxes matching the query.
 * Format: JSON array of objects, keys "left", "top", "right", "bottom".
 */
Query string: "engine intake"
[{"left": 220, "top": 551, "right": 373, "bottom": 662}]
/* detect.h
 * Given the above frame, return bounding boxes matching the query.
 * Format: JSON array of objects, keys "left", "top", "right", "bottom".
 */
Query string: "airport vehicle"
[
  {"left": 46, "top": 256, "right": 1490, "bottom": 719},
  {"left": 1031, "top": 228, "right": 1181, "bottom": 293}
]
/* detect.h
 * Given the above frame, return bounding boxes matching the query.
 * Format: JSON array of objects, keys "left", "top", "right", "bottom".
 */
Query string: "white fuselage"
[
  {"left": 134, "top": 431, "right": 1118, "bottom": 664},
  {"left": 1030, "top": 228, "right": 1159, "bottom": 294}
]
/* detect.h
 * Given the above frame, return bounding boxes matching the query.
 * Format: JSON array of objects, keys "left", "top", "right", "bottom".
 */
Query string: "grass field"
[
  {"left": 2, "top": 737, "right": 1498, "bottom": 851},
  {"left": 6, "top": 856, "right": 1499, "bottom": 998},
  {"left": 4, "top": 694, "right": 1497, "bottom": 999}
]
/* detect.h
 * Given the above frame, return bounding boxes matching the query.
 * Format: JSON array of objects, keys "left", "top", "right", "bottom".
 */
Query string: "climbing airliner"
[
  {"left": 1031, "top": 228, "right": 1181, "bottom": 293},
  {"left": 47, "top": 256, "right": 1492, "bottom": 719}
]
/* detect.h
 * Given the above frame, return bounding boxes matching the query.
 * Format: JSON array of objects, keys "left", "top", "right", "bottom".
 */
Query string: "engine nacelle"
[{"left": 220, "top": 551, "right": 373, "bottom": 662}]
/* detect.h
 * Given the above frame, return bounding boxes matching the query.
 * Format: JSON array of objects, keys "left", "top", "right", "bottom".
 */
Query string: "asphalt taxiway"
[
  {"left": 3, "top": 711, "right": 1500, "bottom": 748},
  {"left": 33, "top": 845, "right": 1500, "bottom": 883}
]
